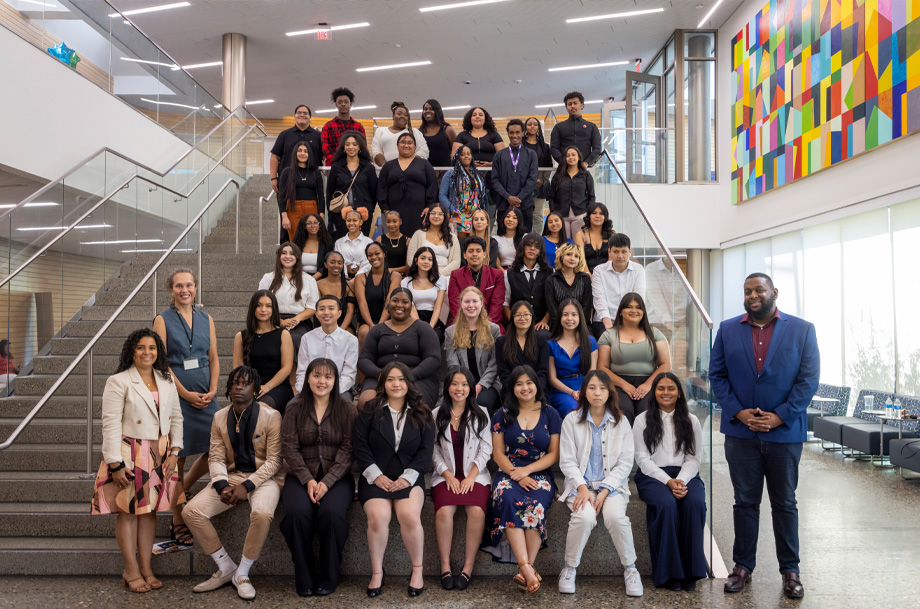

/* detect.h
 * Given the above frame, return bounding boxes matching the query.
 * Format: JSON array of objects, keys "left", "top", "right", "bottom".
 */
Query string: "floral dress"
[
  {"left": 481, "top": 406, "right": 562, "bottom": 562},
  {"left": 451, "top": 172, "right": 484, "bottom": 233}
]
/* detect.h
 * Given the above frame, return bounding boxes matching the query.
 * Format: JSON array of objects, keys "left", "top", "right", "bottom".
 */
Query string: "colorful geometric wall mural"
[{"left": 730, "top": 0, "right": 920, "bottom": 203}]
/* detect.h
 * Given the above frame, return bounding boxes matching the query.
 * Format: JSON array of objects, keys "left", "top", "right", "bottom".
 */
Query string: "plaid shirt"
[{"left": 321, "top": 117, "right": 366, "bottom": 163}]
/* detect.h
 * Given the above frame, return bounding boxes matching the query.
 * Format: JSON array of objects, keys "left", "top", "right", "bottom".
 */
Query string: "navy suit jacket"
[{"left": 709, "top": 310, "right": 819, "bottom": 443}]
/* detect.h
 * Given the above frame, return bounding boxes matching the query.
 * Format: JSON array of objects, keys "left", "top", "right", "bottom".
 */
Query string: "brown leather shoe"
[
  {"left": 723, "top": 567, "right": 752, "bottom": 593},
  {"left": 782, "top": 573, "right": 804, "bottom": 599}
]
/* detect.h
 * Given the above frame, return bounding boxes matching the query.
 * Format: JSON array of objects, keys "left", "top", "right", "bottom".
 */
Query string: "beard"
[{"left": 744, "top": 294, "right": 776, "bottom": 320}]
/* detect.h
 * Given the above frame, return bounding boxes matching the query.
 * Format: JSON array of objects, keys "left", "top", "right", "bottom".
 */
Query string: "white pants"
[{"left": 564, "top": 490, "right": 637, "bottom": 568}]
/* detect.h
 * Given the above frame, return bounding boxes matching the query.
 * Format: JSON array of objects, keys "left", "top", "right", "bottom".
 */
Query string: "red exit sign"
[{"left": 315, "top": 30, "right": 331, "bottom": 40}]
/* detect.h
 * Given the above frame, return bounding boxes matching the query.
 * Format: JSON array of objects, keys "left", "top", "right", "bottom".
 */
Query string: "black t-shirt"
[
  {"left": 455, "top": 131, "right": 504, "bottom": 163},
  {"left": 271, "top": 126, "right": 322, "bottom": 173}
]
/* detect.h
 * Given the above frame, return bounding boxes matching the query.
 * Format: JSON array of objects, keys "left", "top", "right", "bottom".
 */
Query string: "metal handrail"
[
  {"left": 594, "top": 149, "right": 713, "bottom": 328},
  {"left": 258, "top": 189, "right": 276, "bottom": 255},
  {"left": 0, "top": 178, "right": 241, "bottom": 471},
  {"left": 0, "top": 121, "right": 262, "bottom": 289},
  {"left": 0, "top": 103, "right": 265, "bottom": 223}
]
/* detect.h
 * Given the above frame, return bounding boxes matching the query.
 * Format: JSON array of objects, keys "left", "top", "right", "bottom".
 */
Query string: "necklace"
[
  {"left": 231, "top": 406, "right": 248, "bottom": 433},
  {"left": 470, "top": 267, "right": 482, "bottom": 285},
  {"left": 297, "top": 168, "right": 309, "bottom": 181},
  {"left": 387, "top": 235, "right": 401, "bottom": 247},
  {"left": 451, "top": 408, "right": 463, "bottom": 421}
]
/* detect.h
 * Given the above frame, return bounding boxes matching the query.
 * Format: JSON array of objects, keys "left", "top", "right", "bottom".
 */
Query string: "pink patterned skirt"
[{"left": 91, "top": 435, "right": 183, "bottom": 515}]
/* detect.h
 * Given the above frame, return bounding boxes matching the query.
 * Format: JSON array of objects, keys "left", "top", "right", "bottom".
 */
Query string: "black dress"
[
  {"left": 377, "top": 158, "right": 438, "bottom": 237},
  {"left": 455, "top": 131, "right": 503, "bottom": 164},
  {"left": 379, "top": 234, "right": 408, "bottom": 270},
  {"left": 495, "top": 334, "right": 551, "bottom": 394},
  {"left": 545, "top": 271, "right": 594, "bottom": 327},
  {"left": 581, "top": 229, "right": 609, "bottom": 273},
  {"left": 424, "top": 125, "right": 452, "bottom": 168},
  {"left": 243, "top": 328, "right": 294, "bottom": 415},
  {"left": 358, "top": 320, "right": 441, "bottom": 407},
  {"left": 361, "top": 272, "right": 389, "bottom": 326}
]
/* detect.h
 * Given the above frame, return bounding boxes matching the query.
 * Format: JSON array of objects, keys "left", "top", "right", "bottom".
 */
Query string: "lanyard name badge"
[
  {"left": 177, "top": 309, "right": 199, "bottom": 370},
  {"left": 509, "top": 146, "right": 521, "bottom": 172}
]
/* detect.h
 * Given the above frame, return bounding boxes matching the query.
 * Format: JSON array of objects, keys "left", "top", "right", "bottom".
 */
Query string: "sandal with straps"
[
  {"left": 122, "top": 572, "right": 151, "bottom": 593},
  {"left": 169, "top": 521, "right": 193, "bottom": 546},
  {"left": 517, "top": 561, "right": 540, "bottom": 594},
  {"left": 514, "top": 570, "right": 543, "bottom": 589}
]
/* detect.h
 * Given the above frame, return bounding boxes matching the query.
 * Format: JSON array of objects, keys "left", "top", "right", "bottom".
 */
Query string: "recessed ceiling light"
[
  {"left": 547, "top": 60, "right": 629, "bottom": 72},
  {"left": 0, "top": 202, "right": 59, "bottom": 209},
  {"left": 178, "top": 61, "right": 222, "bottom": 70},
  {"left": 356, "top": 60, "right": 431, "bottom": 72},
  {"left": 314, "top": 105, "right": 377, "bottom": 113},
  {"left": 19, "top": 224, "right": 112, "bottom": 231},
  {"left": 110, "top": 1, "right": 190, "bottom": 18},
  {"left": 697, "top": 0, "right": 724, "bottom": 27},
  {"left": 120, "top": 248, "right": 194, "bottom": 253},
  {"left": 140, "top": 98, "right": 203, "bottom": 110},
  {"left": 566, "top": 8, "right": 665, "bottom": 23},
  {"left": 408, "top": 104, "right": 471, "bottom": 113},
  {"left": 245, "top": 99, "right": 274, "bottom": 105},
  {"left": 420, "top": 0, "right": 511, "bottom": 12},
  {"left": 534, "top": 99, "right": 605, "bottom": 108},
  {"left": 121, "top": 57, "right": 178, "bottom": 69},
  {"left": 286, "top": 22, "right": 370, "bottom": 37},
  {"left": 80, "top": 239, "right": 163, "bottom": 245},
  {"left": 17, "top": 0, "right": 57, "bottom": 7}
]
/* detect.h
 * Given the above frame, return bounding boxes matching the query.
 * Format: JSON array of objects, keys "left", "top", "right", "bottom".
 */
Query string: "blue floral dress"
[{"left": 481, "top": 406, "right": 562, "bottom": 562}]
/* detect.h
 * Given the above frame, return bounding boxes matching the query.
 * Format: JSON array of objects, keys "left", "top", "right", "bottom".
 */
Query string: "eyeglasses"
[
  {"left": 295, "top": 111, "right": 310, "bottom": 116},
  {"left": 429, "top": 211, "right": 445, "bottom": 217},
  {"left": 305, "top": 221, "right": 320, "bottom": 227},
  {"left": 513, "top": 313, "right": 532, "bottom": 320}
]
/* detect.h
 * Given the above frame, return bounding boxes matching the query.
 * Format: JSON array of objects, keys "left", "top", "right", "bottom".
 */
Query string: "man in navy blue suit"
[{"left": 709, "top": 273, "right": 819, "bottom": 600}]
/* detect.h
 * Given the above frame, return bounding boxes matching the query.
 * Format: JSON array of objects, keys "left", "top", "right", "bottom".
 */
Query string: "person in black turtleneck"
[
  {"left": 550, "top": 91, "right": 603, "bottom": 168},
  {"left": 490, "top": 119, "right": 538, "bottom": 232}
]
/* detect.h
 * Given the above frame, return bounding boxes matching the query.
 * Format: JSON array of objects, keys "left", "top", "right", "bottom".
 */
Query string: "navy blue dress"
[
  {"left": 547, "top": 336, "right": 598, "bottom": 417},
  {"left": 481, "top": 406, "right": 561, "bottom": 563},
  {"left": 160, "top": 307, "right": 219, "bottom": 457}
]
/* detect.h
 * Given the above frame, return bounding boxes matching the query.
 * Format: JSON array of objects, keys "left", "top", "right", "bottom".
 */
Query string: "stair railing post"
[
  {"left": 152, "top": 270, "right": 157, "bottom": 320},
  {"left": 85, "top": 348, "right": 93, "bottom": 476},
  {"left": 235, "top": 188, "right": 240, "bottom": 254},
  {"left": 197, "top": 221, "right": 203, "bottom": 306},
  {"left": 258, "top": 196, "right": 263, "bottom": 255}
]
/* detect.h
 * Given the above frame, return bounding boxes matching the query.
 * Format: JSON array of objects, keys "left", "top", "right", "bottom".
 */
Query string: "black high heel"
[
  {"left": 408, "top": 565, "right": 425, "bottom": 597},
  {"left": 367, "top": 569, "right": 385, "bottom": 598}
]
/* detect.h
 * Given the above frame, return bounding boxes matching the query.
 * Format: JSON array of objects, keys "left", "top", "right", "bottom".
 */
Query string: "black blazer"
[
  {"left": 495, "top": 334, "right": 550, "bottom": 394},
  {"left": 326, "top": 158, "right": 377, "bottom": 235},
  {"left": 353, "top": 405, "right": 435, "bottom": 483}
]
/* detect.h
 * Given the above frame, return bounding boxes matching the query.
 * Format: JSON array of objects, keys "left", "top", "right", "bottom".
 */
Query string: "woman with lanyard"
[{"left": 153, "top": 268, "right": 219, "bottom": 547}]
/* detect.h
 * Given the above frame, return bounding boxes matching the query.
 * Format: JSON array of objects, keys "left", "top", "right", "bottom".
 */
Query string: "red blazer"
[{"left": 448, "top": 266, "right": 506, "bottom": 334}]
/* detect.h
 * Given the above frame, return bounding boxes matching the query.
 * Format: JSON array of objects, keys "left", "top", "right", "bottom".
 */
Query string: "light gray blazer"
[{"left": 444, "top": 322, "right": 502, "bottom": 391}]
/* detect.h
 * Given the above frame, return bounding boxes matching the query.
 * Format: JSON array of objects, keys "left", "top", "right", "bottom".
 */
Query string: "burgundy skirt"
[{"left": 431, "top": 478, "right": 490, "bottom": 512}]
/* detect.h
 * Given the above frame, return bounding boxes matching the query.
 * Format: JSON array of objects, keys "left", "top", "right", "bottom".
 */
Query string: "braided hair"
[{"left": 449, "top": 145, "right": 482, "bottom": 211}]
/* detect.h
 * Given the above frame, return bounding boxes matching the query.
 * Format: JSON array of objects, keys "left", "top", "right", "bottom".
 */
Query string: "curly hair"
[
  {"left": 462, "top": 106, "right": 497, "bottom": 133},
  {"left": 116, "top": 328, "right": 172, "bottom": 381},
  {"left": 421, "top": 202, "right": 453, "bottom": 247},
  {"left": 584, "top": 202, "right": 614, "bottom": 241},
  {"left": 554, "top": 242, "right": 587, "bottom": 273},
  {"left": 330, "top": 87, "right": 355, "bottom": 103},
  {"left": 331, "top": 130, "right": 371, "bottom": 164}
]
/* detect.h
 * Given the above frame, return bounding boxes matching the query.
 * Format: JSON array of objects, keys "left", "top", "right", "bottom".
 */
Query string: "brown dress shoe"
[
  {"left": 723, "top": 567, "right": 752, "bottom": 593},
  {"left": 783, "top": 573, "right": 804, "bottom": 599}
]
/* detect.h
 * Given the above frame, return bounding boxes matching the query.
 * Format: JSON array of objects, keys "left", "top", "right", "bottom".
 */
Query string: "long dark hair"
[
  {"left": 436, "top": 366, "right": 488, "bottom": 443},
  {"left": 462, "top": 106, "right": 497, "bottom": 133},
  {"left": 541, "top": 211, "right": 568, "bottom": 242},
  {"left": 524, "top": 116, "right": 547, "bottom": 148},
  {"left": 612, "top": 292, "right": 661, "bottom": 368},
  {"left": 331, "top": 130, "right": 371, "bottom": 164},
  {"left": 501, "top": 365, "right": 546, "bottom": 427},
  {"left": 282, "top": 141, "right": 319, "bottom": 212},
  {"left": 292, "top": 358, "right": 354, "bottom": 431},
  {"left": 225, "top": 365, "right": 261, "bottom": 400},
  {"left": 644, "top": 372, "right": 696, "bottom": 456},
  {"left": 575, "top": 370, "right": 621, "bottom": 425},
  {"left": 497, "top": 207, "right": 526, "bottom": 249},
  {"left": 419, "top": 99, "right": 449, "bottom": 131},
  {"left": 421, "top": 202, "right": 453, "bottom": 247},
  {"left": 293, "top": 213, "right": 334, "bottom": 254},
  {"left": 550, "top": 298, "right": 593, "bottom": 373},
  {"left": 319, "top": 251, "right": 353, "bottom": 301},
  {"left": 117, "top": 328, "right": 172, "bottom": 381},
  {"left": 449, "top": 145, "right": 483, "bottom": 207},
  {"left": 550, "top": 145, "right": 586, "bottom": 192},
  {"left": 0, "top": 339, "right": 11, "bottom": 359},
  {"left": 364, "top": 240, "right": 393, "bottom": 298},
  {"left": 407, "top": 246, "right": 441, "bottom": 284},
  {"left": 242, "top": 290, "right": 281, "bottom": 366},
  {"left": 584, "top": 201, "right": 614, "bottom": 240},
  {"left": 510, "top": 232, "right": 549, "bottom": 272},
  {"left": 270, "top": 242, "right": 305, "bottom": 301},
  {"left": 365, "top": 361, "right": 432, "bottom": 429},
  {"left": 502, "top": 301, "right": 539, "bottom": 362}
]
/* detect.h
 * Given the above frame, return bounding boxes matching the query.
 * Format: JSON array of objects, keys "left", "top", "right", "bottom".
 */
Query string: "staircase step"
[
  {"left": 0, "top": 443, "right": 103, "bottom": 471},
  {"left": 81, "top": 305, "right": 247, "bottom": 322},
  {"left": 64, "top": 320, "right": 243, "bottom": 338},
  {"left": 0, "top": 503, "right": 180, "bottom": 537},
  {"left": 13, "top": 373, "right": 235, "bottom": 398},
  {"left": 32, "top": 355, "right": 236, "bottom": 376},
  {"left": 0, "top": 396, "right": 102, "bottom": 419},
  {"left": 94, "top": 290, "right": 257, "bottom": 307},
  {"left": 0, "top": 418, "right": 100, "bottom": 444},
  {"left": 0, "top": 537, "right": 192, "bottom": 576},
  {"left": 51, "top": 337, "right": 235, "bottom": 356},
  {"left": 0, "top": 472, "right": 209, "bottom": 503}
]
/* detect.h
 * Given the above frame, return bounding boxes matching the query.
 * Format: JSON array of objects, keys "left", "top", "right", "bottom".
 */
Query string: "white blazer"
[
  {"left": 430, "top": 404, "right": 493, "bottom": 488},
  {"left": 558, "top": 410, "right": 634, "bottom": 499},
  {"left": 101, "top": 366, "right": 183, "bottom": 465}
]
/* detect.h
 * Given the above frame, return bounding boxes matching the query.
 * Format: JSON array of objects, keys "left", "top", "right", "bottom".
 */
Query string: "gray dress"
[{"left": 160, "top": 307, "right": 219, "bottom": 456}]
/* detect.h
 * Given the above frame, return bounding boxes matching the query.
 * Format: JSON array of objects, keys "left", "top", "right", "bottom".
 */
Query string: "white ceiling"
[{"left": 109, "top": 0, "right": 743, "bottom": 119}]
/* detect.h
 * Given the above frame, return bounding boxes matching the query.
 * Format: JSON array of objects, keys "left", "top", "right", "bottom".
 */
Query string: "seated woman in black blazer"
[
  {"left": 353, "top": 361, "right": 435, "bottom": 598},
  {"left": 496, "top": 301, "right": 550, "bottom": 394},
  {"left": 503, "top": 233, "right": 553, "bottom": 331}
]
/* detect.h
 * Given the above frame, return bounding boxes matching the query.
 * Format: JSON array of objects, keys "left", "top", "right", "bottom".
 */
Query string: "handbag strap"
[{"left": 337, "top": 166, "right": 361, "bottom": 196}]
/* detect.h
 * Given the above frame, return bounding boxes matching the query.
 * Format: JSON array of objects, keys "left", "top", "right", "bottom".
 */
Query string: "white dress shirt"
[
  {"left": 591, "top": 260, "right": 646, "bottom": 322},
  {"left": 632, "top": 409, "right": 703, "bottom": 485},
  {"left": 334, "top": 233, "right": 374, "bottom": 276},
  {"left": 361, "top": 405, "right": 420, "bottom": 485},
  {"left": 503, "top": 263, "right": 542, "bottom": 306},
  {"left": 370, "top": 127, "right": 430, "bottom": 163},
  {"left": 258, "top": 272, "right": 319, "bottom": 315},
  {"left": 295, "top": 326, "right": 358, "bottom": 393}
]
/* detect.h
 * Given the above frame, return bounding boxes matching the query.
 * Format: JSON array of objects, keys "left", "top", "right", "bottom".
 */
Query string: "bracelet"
[
  {"left": 271, "top": 177, "right": 278, "bottom": 181},
  {"left": 108, "top": 461, "right": 126, "bottom": 473}
]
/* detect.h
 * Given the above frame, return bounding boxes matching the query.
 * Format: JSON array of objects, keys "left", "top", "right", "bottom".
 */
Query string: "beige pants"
[
  {"left": 182, "top": 471, "right": 281, "bottom": 560},
  {"left": 563, "top": 208, "right": 586, "bottom": 241},
  {"left": 563, "top": 490, "right": 637, "bottom": 568}
]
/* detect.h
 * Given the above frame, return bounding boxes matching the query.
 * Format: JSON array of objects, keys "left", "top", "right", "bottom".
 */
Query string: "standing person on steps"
[{"left": 321, "top": 87, "right": 366, "bottom": 165}]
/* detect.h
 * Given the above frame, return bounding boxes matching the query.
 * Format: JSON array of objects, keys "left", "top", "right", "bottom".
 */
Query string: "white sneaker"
[
  {"left": 558, "top": 565, "right": 576, "bottom": 594},
  {"left": 624, "top": 566, "right": 644, "bottom": 597},
  {"left": 193, "top": 569, "right": 236, "bottom": 592},
  {"left": 233, "top": 575, "right": 256, "bottom": 600}
]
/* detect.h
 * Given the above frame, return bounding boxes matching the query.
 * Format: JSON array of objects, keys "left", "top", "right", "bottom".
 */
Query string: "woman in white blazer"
[
  {"left": 430, "top": 366, "right": 492, "bottom": 591},
  {"left": 91, "top": 328, "right": 183, "bottom": 593},
  {"left": 558, "top": 370, "right": 643, "bottom": 598}
]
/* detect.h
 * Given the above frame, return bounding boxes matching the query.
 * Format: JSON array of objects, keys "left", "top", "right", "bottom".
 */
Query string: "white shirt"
[
  {"left": 591, "top": 260, "right": 646, "bottom": 322},
  {"left": 400, "top": 275, "right": 448, "bottom": 312},
  {"left": 406, "top": 229, "right": 461, "bottom": 274},
  {"left": 632, "top": 410, "right": 703, "bottom": 485},
  {"left": 334, "top": 233, "right": 374, "bottom": 277},
  {"left": 258, "top": 272, "right": 319, "bottom": 315},
  {"left": 370, "top": 126, "right": 430, "bottom": 163},
  {"left": 295, "top": 326, "right": 358, "bottom": 393},
  {"left": 503, "top": 263, "right": 542, "bottom": 306},
  {"left": 644, "top": 258, "right": 687, "bottom": 325},
  {"left": 494, "top": 235, "right": 517, "bottom": 267},
  {"left": 301, "top": 251, "right": 320, "bottom": 275},
  {"left": 361, "top": 404, "right": 420, "bottom": 485}
]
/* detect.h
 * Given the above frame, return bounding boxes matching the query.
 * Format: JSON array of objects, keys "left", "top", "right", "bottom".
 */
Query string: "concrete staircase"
[{"left": 0, "top": 173, "right": 655, "bottom": 579}]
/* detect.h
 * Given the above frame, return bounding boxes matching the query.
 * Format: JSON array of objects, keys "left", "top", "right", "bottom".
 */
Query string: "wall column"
[
  {"left": 686, "top": 34, "right": 712, "bottom": 181},
  {"left": 221, "top": 33, "right": 246, "bottom": 111}
]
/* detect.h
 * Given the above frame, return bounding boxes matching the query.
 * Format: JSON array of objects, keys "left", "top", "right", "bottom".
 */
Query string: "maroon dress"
[{"left": 431, "top": 426, "right": 490, "bottom": 511}]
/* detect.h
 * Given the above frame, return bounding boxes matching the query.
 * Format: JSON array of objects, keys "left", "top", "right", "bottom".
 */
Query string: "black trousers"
[
  {"left": 477, "top": 386, "right": 502, "bottom": 416},
  {"left": 616, "top": 374, "right": 655, "bottom": 426},
  {"left": 280, "top": 474, "right": 355, "bottom": 595}
]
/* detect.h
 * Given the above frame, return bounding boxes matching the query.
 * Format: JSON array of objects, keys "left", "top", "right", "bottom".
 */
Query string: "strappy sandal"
[
  {"left": 517, "top": 561, "right": 540, "bottom": 594},
  {"left": 122, "top": 572, "right": 151, "bottom": 593},
  {"left": 142, "top": 575, "right": 163, "bottom": 589},
  {"left": 514, "top": 570, "right": 542, "bottom": 589},
  {"left": 169, "top": 521, "right": 194, "bottom": 546}
]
